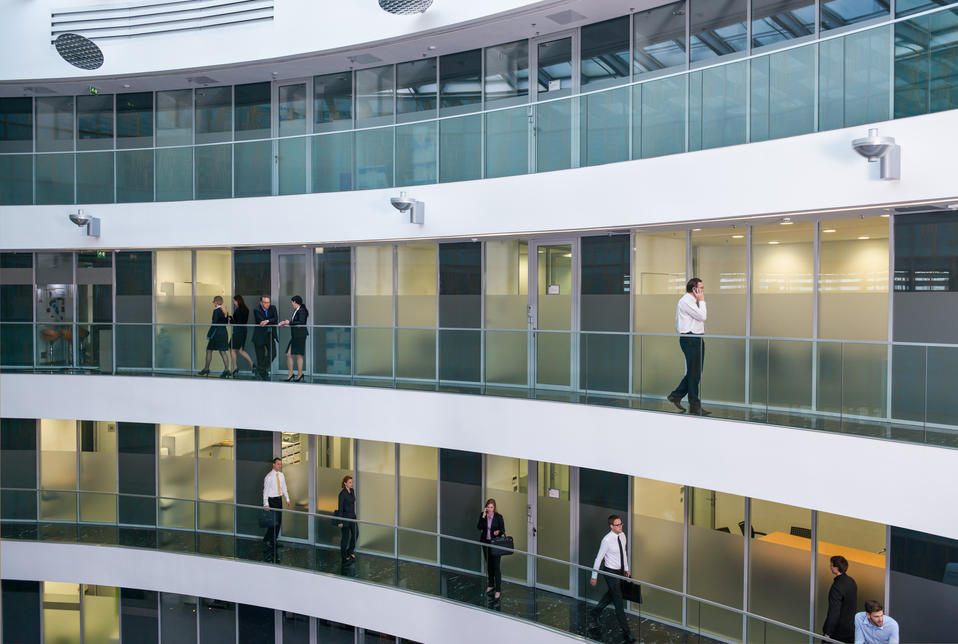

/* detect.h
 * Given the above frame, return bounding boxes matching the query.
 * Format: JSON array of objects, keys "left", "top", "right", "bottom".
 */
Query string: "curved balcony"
[
  {"left": 0, "top": 490, "right": 847, "bottom": 644},
  {"left": 2, "top": 5, "right": 956, "bottom": 207}
]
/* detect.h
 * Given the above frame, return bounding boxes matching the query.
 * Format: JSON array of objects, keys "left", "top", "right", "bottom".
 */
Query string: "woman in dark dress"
[
  {"left": 278, "top": 295, "right": 309, "bottom": 382},
  {"left": 199, "top": 295, "right": 230, "bottom": 378},
  {"left": 336, "top": 475, "right": 357, "bottom": 561},
  {"left": 477, "top": 498, "right": 506, "bottom": 600},
  {"left": 229, "top": 295, "right": 254, "bottom": 377}
]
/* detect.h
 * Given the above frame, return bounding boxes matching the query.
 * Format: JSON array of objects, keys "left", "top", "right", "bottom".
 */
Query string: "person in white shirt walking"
[
  {"left": 668, "top": 277, "right": 709, "bottom": 416},
  {"left": 589, "top": 514, "right": 636, "bottom": 643},
  {"left": 262, "top": 457, "right": 291, "bottom": 549}
]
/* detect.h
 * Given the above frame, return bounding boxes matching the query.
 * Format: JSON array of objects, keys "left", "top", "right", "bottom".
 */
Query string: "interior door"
[
  {"left": 273, "top": 79, "right": 311, "bottom": 195},
  {"left": 534, "top": 461, "right": 574, "bottom": 594},
  {"left": 529, "top": 239, "right": 577, "bottom": 389},
  {"left": 533, "top": 32, "right": 577, "bottom": 171},
  {"left": 271, "top": 250, "right": 310, "bottom": 374}
]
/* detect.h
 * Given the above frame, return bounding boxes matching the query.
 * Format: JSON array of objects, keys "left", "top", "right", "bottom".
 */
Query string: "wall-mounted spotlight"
[
  {"left": 68, "top": 209, "right": 100, "bottom": 237},
  {"left": 389, "top": 191, "right": 424, "bottom": 224},
  {"left": 851, "top": 128, "right": 900, "bottom": 180}
]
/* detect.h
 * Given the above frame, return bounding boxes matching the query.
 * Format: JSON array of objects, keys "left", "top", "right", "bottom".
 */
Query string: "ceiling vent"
[
  {"left": 546, "top": 10, "right": 587, "bottom": 25},
  {"left": 55, "top": 33, "right": 104, "bottom": 69},
  {"left": 378, "top": 0, "right": 433, "bottom": 15}
]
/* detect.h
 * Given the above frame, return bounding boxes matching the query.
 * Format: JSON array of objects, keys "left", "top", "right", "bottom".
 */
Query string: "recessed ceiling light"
[
  {"left": 692, "top": 228, "right": 701, "bottom": 231},
  {"left": 562, "top": 253, "right": 572, "bottom": 258},
  {"left": 427, "top": 45, "right": 437, "bottom": 50},
  {"left": 122, "top": 83, "right": 131, "bottom": 88},
  {"left": 880, "top": 214, "right": 890, "bottom": 217},
  {"left": 948, "top": 203, "right": 958, "bottom": 210},
  {"left": 823, "top": 229, "right": 836, "bottom": 233},
  {"left": 768, "top": 241, "right": 780, "bottom": 245},
  {"left": 731, "top": 234, "right": 744, "bottom": 239},
  {"left": 858, "top": 236, "right": 870, "bottom": 240},
  {"left": 780, "top": 220, "right": 793, "bottom": 225}
]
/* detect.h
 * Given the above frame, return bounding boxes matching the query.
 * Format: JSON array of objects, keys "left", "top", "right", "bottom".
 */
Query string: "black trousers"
[
  {"left": 340, "top": 520, "right": 357, "bottom": 559},
  {"left": 254, "top": 340, "right": 274, "bottom": 379},
  {"left": 593, "top": 565, "right": 632, "bottom": 636},
  {"left": 670, "top": 334, "right": 705, "bottom": 408},
  {"left": 264, "top": 495, "right": 282, "bottom": 545},
  {"left": 482, "top": 544, "right": 502, "bottom": 593}
]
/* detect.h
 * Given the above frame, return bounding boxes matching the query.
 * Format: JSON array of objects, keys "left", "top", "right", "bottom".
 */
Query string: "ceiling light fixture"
[
  {"left": 692, "top": 228, "right": 701, "bottom": 231},
  {"left": 731, "top": 234, "right": 744, "bottom": 239},
  {"left": 851, "top": 128, "right": 901, "bottom": 180},
  {"left": 389, "top": 191, "right": 424, "bottom": 224},
  {"left": 768, "top": 241, "right": 780, "bottom": 245},
  {"left": 68, "top": 209, "right": 100, "bottom": 237},
  {"left": 858, "top": 236, "right": 870, "bottom": 240},
  {"left": 823, "top": 229, "right": 836, "bottom": 233},
  {"left": 780, "top": 217, "right": 793, "bottom": 225}
]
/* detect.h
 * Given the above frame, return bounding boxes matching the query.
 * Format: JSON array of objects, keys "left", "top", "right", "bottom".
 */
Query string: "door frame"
[
  {"left": 527, "top": 236, "right": 580, "bottom": 390},
  {"left": 271, "top": 77, "right": 313, "bottom": 195},
  {"left": 270, "top": 248, "right": 313, "bottom": 376}
]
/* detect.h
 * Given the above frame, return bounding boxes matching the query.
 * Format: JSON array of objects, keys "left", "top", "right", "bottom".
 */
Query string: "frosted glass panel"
[
  {"left": 751, "top": 339, "right": 813, "bottom": 410},
  {"left": 280, "top": 432, "right": 309, "bottom": 539},
  {"left": 752, "top": 222, "right": 813, "bottom": 337},
  {"left": 315, "top": 436, "right": 354, "bottom": 547},
  {"left": 397, "top": 243, "right": 436, "bottom": 327},
  {"left": 357, "top": 440, "right": 395, "bottom": 555},
  {"left": 396, "top": 329, "right": 435, "bottom": 379},
  {"left": 819, "top": 217, "right": 889, "bottom": 340},
  {"left": 691, "top": 228, "right": 746, "bottom": 335},
  {"left": 355, "top": 328, "right": 392, "bottom": 377},
  {"left": 700, "top": 337, "right": 746, "bottom": 404},
  {"left": 689, "top": 488, "right": 744, "bottom": 640},
  {"left": 82, "top": 585, "right": 120, "bottom": 644},
  {"left": 536, "top": 332, "right": 570, "bottom": 387},
  {"left": 818, "top": 342, "right": 887, "bottom": 417},
  {"left": 194, "top": 250, "right": 232, "bottom": 368},
  {"left": 44, "top": 582, "right": 81, "bottom": 644},
  {"left": 197, "top": 426, "right": 233, "bottom": 532},
  {"left": 485, "top": 239, "right": 528, "bottom": 329},
  {"left": 485, "top": 330, "right": 527, "bottom": 385},
  {"left": 748, "top": 499, "right": 811, "bottom": 633},
  {"left": 398, "top": 444, "right": 437, "bottom": 562},
  {"left": 486, "top": 455, "right": 528, "bottom": 582},
  {"left": 40, "top": 419, "right": 77, "bottom": 521},
  {"left": 355, "top": 245, "right": 393, "bottom": 327},
  {"left": 636, "top": 334, "right": 685, "bottom": 398},
  {"left": 79, "top": 421, "right": 117, "bottom": 523},
  {"left": 537, "top": 462, "right": 571, "bottom": 590},
  {"left": 156, "top": 250, "right": 193, "bottom": 324},
  {"left": 634, "top": 231, "right": 686, "bottom": 333},
  {"left": 632, "top": 477, "right": 684, "bottom": 623},
  {"left": 158, "top": 424, "right": 195, "bottom": 529}
]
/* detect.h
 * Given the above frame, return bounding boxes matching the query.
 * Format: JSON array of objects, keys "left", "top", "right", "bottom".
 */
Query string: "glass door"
[
  {"left": 529, "top": 239, "right": 577, "bottom": 389},
  {"left": 534, "top": 461, "right": 574, "bottom": 594},
  {"left": 273, "top": 79, "right": 311, "bottom": 195},
  {"left": 533, "top": 32, "right": 577, "bottom": 171},
  {"left": 271, "top": 250, "right": 310, "bottom": 376}
]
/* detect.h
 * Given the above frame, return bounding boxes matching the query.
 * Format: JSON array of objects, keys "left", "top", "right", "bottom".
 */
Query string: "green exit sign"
[{"left": 96, "top": 251, "right": 107, "bottom": 258}]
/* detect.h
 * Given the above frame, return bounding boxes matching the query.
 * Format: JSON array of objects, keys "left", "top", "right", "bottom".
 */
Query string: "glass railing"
[
  {"left": 2, "top": 4, "right": 956, "bottom": 206},
  {"left": 0, "top": 488, "right": 844, "bottom": 644},
  {"left": 3, "top": 321, "right": 957, "bottom": 449}
]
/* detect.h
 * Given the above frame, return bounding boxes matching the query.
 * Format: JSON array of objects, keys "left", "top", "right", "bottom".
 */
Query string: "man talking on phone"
[{"left": 668, "top": 278, "right": 709, "bottom": 416}]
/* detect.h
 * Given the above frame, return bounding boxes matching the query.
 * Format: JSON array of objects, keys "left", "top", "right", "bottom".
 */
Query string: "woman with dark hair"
[
  {"left": 477, "top": 498, "right": 505, "bottom": 600},
  {"left": 336, "top": 475, "right": 357, "bottom": 561},
  {"left": 199, "top": 295, "right": 231, "bottom": 378},
  {"left": 229, "top": 295, "right": 254, "bottom": 377},
  {"left": 278, "top": 295, "right": 309, "bottom": 382}
]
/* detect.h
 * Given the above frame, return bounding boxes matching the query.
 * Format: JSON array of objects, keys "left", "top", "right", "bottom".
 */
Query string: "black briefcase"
[
  {"left": 489, "top": 534, "right": 514, "bottom": 556},
  {"left": 621, "top": 579, "right": 642, "bottom": 604}
]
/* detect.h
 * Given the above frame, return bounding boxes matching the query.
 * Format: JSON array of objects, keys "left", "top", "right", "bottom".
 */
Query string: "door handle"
[{"left": 532, "top": 526, "right": 537, "bottom": 537}]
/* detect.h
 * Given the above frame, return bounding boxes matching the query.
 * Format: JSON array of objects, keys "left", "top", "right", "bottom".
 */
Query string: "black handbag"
[
  {"left": 489, "top": 533, "right": 514, "bottom": 556},
  {"left": 258, "top": 509, "right": 275, "bottom": 529},
  {"left": 620, "top": 578, "right": 642, "bottom": 604}
]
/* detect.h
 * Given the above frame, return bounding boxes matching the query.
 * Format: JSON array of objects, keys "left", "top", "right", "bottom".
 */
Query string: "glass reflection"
[
  {"left": 689, "top": 0, "right": 748, "bottom": 62},
  {"left": 752, "top": 0, "right": 815, "bottom": 48},
  {"left": 634, "top": 2, "right": 687, "bottom": 75},
  {"left": 485, "top": 41, "right": 529, "bottom": 106}
]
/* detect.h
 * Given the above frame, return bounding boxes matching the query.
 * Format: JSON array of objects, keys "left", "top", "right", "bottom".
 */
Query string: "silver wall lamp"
[
  {"left": 851, "top": 128, "right": 901, "bottom": 180},
  {"left": 389, "top": 191, "right": 425, "bottom": 224},
  {"left": 68, "top": 209, "right": 101, "bottom": 237}
]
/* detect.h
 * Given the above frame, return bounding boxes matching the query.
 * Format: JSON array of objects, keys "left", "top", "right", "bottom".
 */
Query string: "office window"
[
  {"left": 238, "top": 603, "right": 274, "bottom": 644},
  {"left": 821, "top": 0, "right": 889, "bottom": 30},
  {"left": 82, "top": 584, "right": 119, "bottom": 643},
  {"left": 118, "top": 422, "right": 156, "bottom": 525},
  {"left": 117, "top": 92, "right": 153, "bottom": 149},
  {"left": 158, "top": 424, "right": 196, "bottom": 529},
  {"left": 484, "top": 240, "right": 529, "bottom": 385},
  {"left": 117, "top": 149, "right": 154, "bottom": 203},
  {"left": 155, "top": 250, "right": 192, "bottom": 370},
  {"left": 485, "top": 456, "right": 528, "bottom": 581},
  {"left": 121, "top": 588, "right": 159, "bottom": 644},
  {"left": 235, "top": 429, "right": 273, "bottom": 536},
  {"left": 39, "top": 419, "right": 78, "bottom": 521},
  {"left": 439, "top": 449, "right": 482, "bottom": 571},
  {"left": 578, "top": 468, "right": 629, "bottom": 595},
  {"left": 195, "top": 86, "right": 232, "bottom": 144},
  {"left": 581, "top": 16, "right": 631, "bottom": 89},
  {"left": 36, "top": 96, "right": 74, "bottom": 152},
  {"left": 439, "top": 50, "right": 482, "bottom": 115},
  {"left": 689, "top": 0, "right": 748, "bottom": 62},
  {"left": 396, "top": 243, "right": 436, "bottom": 379},
  {"left": 398, "top": 444, "right": 438, "bottom": 562},
  {"left": 156, "top": 90, "right": 192, "bottom": 147},
  {"left": 397, "top": 58, "right": 437, "bottom": 122},
  {"left": 439, "top": 114, "right": 481, "bottom": 182},
  {"left": 76, "top": 94, "right": 114, "bottom": 151},
  {"left": 634, "top": 2, "right": 688, "bottom": 75},
  {"left": 43, "top": 582, "right": 81, "bottom": 644},
  {"left": 890, "top": 527, "right": 958, "bottom": 643},
  {"left": 1, "top": 418, "right": 37, "bottom": 520},
  {"left": 819, "top": 25, "right": 891, "bottom": 130},
  {"left": 76, "top": 150, "right": 115, "bottom": 204},
  {"left": 357, "top": 440, "right": 396, "bottom": 555},
  {"left": 356, "top": 65, "right": 394, "bottom": 126},
  {"left": 439, "top": 242, "right": 481, "bottom": 382},
  {"left": 581, "top": 235, "right": 630, "bottom": 392},
  {"left": 752, "top": 0, "right": 814, "bottom": 48},
  {"left": 750, "top": 45, "right": 816, "bottom": 142},
  {"left": 895, "top": 12, "right": 958, "bottom": 119},
  {"left": 690, "top": 61, "right": 747, "bottom": 150},
  {"left": 2, "top": 580, "right": 41, "bottom": 643},
  {"left": 116, "top": 251, "right": 152, "bottom": 369},
  {"left": 283, "top": 611, "right": 310, "bottom": 644},
  {"left": 200, "top": 598, "right": 235, "bottom": 642},
  {"left": 161, "top": 593, "right": 197, "bottom": 644},
  {"left": 0, "top": 153, "right": 33, "bottom": 205},
  {"left": 197, "top": 426, "right": 234, "bottom": 532},
  {"left": 194, "top": 249, "right": 232, "bottom": 368},
  {"left": 0, "top": 96, "right": 33, "bottom": 152},
  {"left": 0, "top": 252, "right": 34, "bottom": 366},
  {"left": 485, "top": 40, "right": 529, "bottom": 106},
  {"left": 632, "top": 478, "right": 684, "bottom": 624},
  {"left": 234, "top": 82, "right": 270, "bottom": 141},
  {"left": 78, "top": 420, "right": 117, "bottom": 523},
  {"left": 314, "top": 72, "right": 353, "bottom": 131}
]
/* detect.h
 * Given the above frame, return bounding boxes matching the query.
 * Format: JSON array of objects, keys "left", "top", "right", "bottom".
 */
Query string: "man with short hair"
[
  {"left": 588, "top": 514, "right": 636, "bottom": 644},
  {"left": 854, "top": 600, "right": 899, "bottom": 644},
  {"left": 262, "top": 457, "right": 290, "bottom": 550},
  {"left": 252, "top": 295, "right": 278, "bottom": 380},
  {"left": 668, "top": 277, "right": 709, "bottom": 416},
  {"left": 823, "top": 555, "right": 857, "bottom": 643}
]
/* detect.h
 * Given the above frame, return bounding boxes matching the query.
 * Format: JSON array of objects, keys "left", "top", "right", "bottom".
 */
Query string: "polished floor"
[{"left": 1, "top": 521, "right": 722, "bottom": 644}]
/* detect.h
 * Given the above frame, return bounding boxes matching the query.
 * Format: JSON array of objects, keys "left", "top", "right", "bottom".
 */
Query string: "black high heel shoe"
[
  {"left": 286, "top": 375, "right": 295, "bottom": 382},
  {"left": 220, "top": 370, "right": 231, "bottom": 378},
  {"left": 295, "top": 374, "right": 305, "bottom": 382},
  {"left": 198, "top": 368, "right": 210, "bottom": 376},
  {"left": 231, "top": 368, "right": 239, "bottom": 377}
]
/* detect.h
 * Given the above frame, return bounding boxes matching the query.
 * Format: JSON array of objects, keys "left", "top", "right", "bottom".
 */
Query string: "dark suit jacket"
[
  {"left": 822, "top": 572, "right": 857, "bottom": 642},
  {"left": 207, "top": 306, "right": 228, "bottom": 342},
  {"left": 289, "top": 306, "right": 309, "bottom": 340},
  {"left": 476, "top": 512, "right": 505, "bottom": 543},
  {"left": 252, "top": 304, "right": 278, "bottom": 346},
  {"left": 337, "top": 488, "right": 356, "bottom": 520}
]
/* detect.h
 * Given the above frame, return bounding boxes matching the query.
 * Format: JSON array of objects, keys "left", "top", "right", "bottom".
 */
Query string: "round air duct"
[
  {"left": 378, "top": 0, "right": 433, "bottom": 15},
  {"left": 55, "top": 33, "right": 104, "bottom": 70}
]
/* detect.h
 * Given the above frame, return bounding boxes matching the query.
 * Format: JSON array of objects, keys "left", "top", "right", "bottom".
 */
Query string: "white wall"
[
  {"left": 3, "top": 372, "right": 958, "bottom": 540},
  {"left": 2, "top": 110, "right": 955, "bottom": 251},
  {"left": 0, "top": 541, "right": 580, "bottom": 644}
]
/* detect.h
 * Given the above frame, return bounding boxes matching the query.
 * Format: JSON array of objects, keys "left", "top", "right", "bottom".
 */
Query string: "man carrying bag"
[{"left": 589, "top": 514, "right": 637, "bottom": 643}]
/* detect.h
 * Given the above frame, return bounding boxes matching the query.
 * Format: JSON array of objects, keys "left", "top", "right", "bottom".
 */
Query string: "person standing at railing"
[
  {"left": 252, "top": 295, "right": 278, "bottom": 381},
  {"left": 229, "top": 295, "right": 254, "bottom": 377},
  {"left": 476, "top": 498, "right": 505, "bottom": 601},
  {"left": 823, "top": 555, "right": 858, "bottom": 643},
  {"left": 278, "top": 295, "right": 309, "bottom": 382},
  {"left": 198, "top": 295, "right": 231, "bottom": 378},
  {"left": 336, "top": 475, "right": 357, "bottom": 562},
  {"left": 588, "top": 514, "right": 636, "bottom": 643},
  {"left": 262, "top": 457, "right": 290, "bottom": 550},
  {"left": 668, "top": 278, "right": 710, "bottom": 416}
]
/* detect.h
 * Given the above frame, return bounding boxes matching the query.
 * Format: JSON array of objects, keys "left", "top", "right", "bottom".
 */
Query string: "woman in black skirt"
[
  {"left": 199, "top": 295, "right": 231, "bottom": 377},
  {"left": 278, "top": 295, "right": 308, "bottom": 382},
  {"left": 229, "top": 295, "right": 254, "bottom": 377}
]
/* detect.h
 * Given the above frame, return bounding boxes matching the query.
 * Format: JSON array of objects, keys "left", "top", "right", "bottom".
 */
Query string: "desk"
[{"left": 758, "top": 532, "right": 885, "bottom": 569}]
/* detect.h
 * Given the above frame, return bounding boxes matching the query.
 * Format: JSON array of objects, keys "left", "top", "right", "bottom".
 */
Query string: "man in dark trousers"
[
  {"left": 588, "top": 514, "right": 636, "bottom": 643},
  {"left": 822, "top": 555, "right": 857, "bottom": 643},
  {"left": 252, "top": 295, "right": 278, "bottom": 380}
]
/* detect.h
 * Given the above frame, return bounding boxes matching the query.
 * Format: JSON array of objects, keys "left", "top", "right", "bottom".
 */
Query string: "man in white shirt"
[
  {"left": 668, "top": 277, "right": 709, "bottom": 416},
  {"left": 588, "top": 515, "right": 636, "bottom": 643},
  {"left": 262, "top": 457, "right": 291, "bottom": 549}
]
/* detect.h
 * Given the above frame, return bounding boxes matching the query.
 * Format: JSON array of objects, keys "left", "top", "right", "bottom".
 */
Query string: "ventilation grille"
[
  {"left": 378, "top": 0, "right": 433, "bottom": 15},
  {"left": 51, "top": 0, "right": 274, "bottom": 42}
]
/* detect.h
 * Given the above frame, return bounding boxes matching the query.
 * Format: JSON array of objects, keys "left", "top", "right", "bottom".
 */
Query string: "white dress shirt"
[
  {"left": 262, "top": 469, "right": 290, "bottom": 506},
  {"left": 675, "top": 292, "right": 707, "bottom": 334},
  {"left": 591, "top": 530, "right": 630, "bottom": 579}
]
